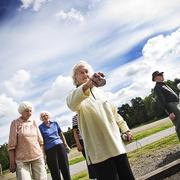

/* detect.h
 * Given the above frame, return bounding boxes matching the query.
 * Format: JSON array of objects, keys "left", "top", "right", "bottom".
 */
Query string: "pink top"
[{"left": 8, "top": 117, "right": 44, "bottom": 162}]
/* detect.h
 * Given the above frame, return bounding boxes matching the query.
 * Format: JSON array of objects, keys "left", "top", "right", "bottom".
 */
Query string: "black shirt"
[{"left": 154, "top": 82, "right": 179, "bottom": 114}]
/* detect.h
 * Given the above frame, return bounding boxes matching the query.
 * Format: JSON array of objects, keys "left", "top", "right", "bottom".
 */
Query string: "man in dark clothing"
[{"left": 152, "top": 71, "right": 180, "bottom": 141}]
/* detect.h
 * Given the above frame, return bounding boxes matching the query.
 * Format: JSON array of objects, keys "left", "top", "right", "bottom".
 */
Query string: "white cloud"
[
  {"left": 141, "top": 29, "right": 180, "bottom": 81},
  {"left": 55, "top": 113, "right": 75, "bottom": 131},
  {"left": 0, "top": 95, "right": 18, "bottom": 143},
  {"left": 42, "top": 75, "right": 73, "bottom": 103},
  {"left": 0, "top": 124, "right": 12, "bottom": 144},
  {"left": 103, "top": 58, "right": 152, "bottom": 106},
  {"left": 100, "top": 0, "right": 180, "bottom": 24},
  {"left": 1, "top": 0, "right": 180, "bottom": 83},
  {"left": 0, "top": 94, "right": 18, "bottom": 125},
  {"left": 4, "top": 69, "right": 32, "bottom": 99},
  {"left": 20, "top": 0, "right": 47, "bottom": 11},
  {"left": 143, "top": 28, "right": 180, "bottom": 60},
  {"left": 55, "top": 8, "right": 85, "bottom": 23}
]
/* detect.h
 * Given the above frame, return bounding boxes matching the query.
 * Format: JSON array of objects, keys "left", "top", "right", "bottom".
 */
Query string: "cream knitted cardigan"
[{"left": 67, "top": 85, "right": 129, "bottom": 164}]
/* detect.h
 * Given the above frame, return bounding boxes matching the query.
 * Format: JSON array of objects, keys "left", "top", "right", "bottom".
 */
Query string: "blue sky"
[{"left": 0, "top": 0, "right": 180, "bottom": 144}]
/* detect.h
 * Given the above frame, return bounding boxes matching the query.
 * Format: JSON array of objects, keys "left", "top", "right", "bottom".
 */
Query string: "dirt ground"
[{"left": 131, "top": 144, "right": 180, "bottom": 179}]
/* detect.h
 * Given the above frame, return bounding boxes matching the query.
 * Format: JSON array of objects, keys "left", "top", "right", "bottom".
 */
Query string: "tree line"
[{"left": 0, "top": 79, "right": 179, "bottom": 171}]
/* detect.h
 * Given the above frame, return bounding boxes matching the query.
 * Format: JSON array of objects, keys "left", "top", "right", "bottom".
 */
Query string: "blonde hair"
[
  {"left": 18, "top": 101, "right": 33, "bottom": 114},
  {"left": 72, "top": 60, "right": 94, "bottom": 86},
  {"left": 40, "top": 111, "right": 51, "bottom": 121}
]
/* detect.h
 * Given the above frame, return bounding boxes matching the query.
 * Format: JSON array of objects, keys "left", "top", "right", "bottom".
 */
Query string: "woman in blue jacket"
[{"left": 39, "top": 111, "right": 71, "bottom": 180}]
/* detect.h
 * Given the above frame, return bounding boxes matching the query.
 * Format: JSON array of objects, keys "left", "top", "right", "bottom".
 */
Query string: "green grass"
[
  {"left": 69, "top": 156, "right": 85, "bottom": 165},
  {"left": 71, "top": 170, "right": 88, "bottom": 180},
  {"left": 132, "top": 122, "right": 173, "bottom": 141},
  {"left": 70, "top": 133, "right": 179, "bottom": 179},
  {"left": 2, "top": 169, "right": 10, "bottom": 175},
  {"left": 128, "top": 133, "right": 179, "bottom": 161}
]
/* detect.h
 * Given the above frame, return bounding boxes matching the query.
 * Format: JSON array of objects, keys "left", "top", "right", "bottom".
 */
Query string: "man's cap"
[{"left": 152, "top": 71, "right": 164, "bottom": 81}]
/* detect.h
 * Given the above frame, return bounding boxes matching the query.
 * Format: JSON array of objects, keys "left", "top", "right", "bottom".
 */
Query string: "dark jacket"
[{"left": 154, "top": 82, "right": 179, "bottom": 115}]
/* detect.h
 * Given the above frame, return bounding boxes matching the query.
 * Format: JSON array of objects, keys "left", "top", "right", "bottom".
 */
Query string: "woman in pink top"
[{"left": 8, "top": 101, "right": 47, "bottom": 180}]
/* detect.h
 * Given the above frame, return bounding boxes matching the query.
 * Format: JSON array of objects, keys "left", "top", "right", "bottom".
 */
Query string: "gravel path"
[{"left": 131, "top": 144, "right": 180, "bottom": 179}]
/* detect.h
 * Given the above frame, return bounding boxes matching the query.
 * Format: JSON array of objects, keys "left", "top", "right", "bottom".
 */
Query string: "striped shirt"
[{"left": 72, "top": 114, "right": 82, "bottom": 140}]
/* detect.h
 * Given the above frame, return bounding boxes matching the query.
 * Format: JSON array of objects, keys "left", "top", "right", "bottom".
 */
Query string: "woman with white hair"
[
  {"left": 8, "top": 101, "right": 47, "bottom": 180},
  {"left": 39, "top": 111, "right": 71, "bottom": 180},
  {"left": 66, "top": 61, "right": 135, "bottom": 180}
]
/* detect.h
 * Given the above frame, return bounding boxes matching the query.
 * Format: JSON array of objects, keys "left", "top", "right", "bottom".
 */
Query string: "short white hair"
[
  {"left": 72, "top": 60, "right": 94, "bottom": 86},
  {"left": 40, "top": 111, "right": 51, "bottom": 121},
  {"left": 18, "top": 101, "right": 33, "bottom": 114}
]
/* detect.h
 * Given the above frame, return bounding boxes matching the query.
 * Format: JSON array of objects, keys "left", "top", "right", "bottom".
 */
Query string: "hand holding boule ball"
[{"left": 91, "top": 72, "right": 106, "bottom": 87}]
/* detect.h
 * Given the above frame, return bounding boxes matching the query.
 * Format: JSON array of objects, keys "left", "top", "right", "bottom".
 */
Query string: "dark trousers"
[
  {"left": 168, "top": 102, "right": 180, "bottom": 141},
  {"left": 93, "top": 154, "right": 135, "bottom": 180},
  {"left": 79, "top": 139, "right": 96, "bottom": 179},
  {"left": 45, "top": 144, "right": 71, "bottom": 180}
]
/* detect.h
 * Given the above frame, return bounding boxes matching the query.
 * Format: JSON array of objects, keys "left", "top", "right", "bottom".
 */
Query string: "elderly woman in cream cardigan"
[{"left": 66, "top": 61, "right": 135, "bottom": 180}]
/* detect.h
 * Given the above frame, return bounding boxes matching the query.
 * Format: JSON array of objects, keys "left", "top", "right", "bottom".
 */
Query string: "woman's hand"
[
  {"left": 126, "top": 131, "right": 133, "bottom": 142},
  {"left": 169, "top": 113, "right": 176, "bottom": 121},
  {"left": 122, "top": 131, "right": 133, "bottom": 142},
  {"left": 83, "top": 72, "right": 106, "bottom": 92},
  {"left": 8, "top": 150, "right": 16, "bottom": 173},
  {"left": 91, "top": 72, "right": 106, "bottom": 87},
  {"left": 64, "top": 144, "right": 71, "bottom": 153}
]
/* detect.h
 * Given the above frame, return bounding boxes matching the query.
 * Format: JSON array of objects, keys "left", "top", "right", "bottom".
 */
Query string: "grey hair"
[
  {"left": 40, "top": 111, "right": 51, "bottom": 121},
  {"left": 18, "top": 101, "right": 33, "bottom": 114},
  {"left": 72, "top": 60, "right": 94, "bottom": 86}
]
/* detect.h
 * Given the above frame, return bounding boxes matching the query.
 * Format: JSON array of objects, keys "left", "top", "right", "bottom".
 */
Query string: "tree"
[
  {"left": 63, "top": 127, "right": 75, "bottom": 148},
  {"left": 0, "top": 143, "right": 9, "bottom": 171},
  {"left": 118, "top": 103, "right": 134, "bottom": 128},
  {"left": 131, "top": 97, "right": 148, "bottom": 125},
  {"left": 144, "top": 93, "right": 157, "bottom": 121},
  {"left": 166, "top": 79, "right": 180, "bottom": 94}
]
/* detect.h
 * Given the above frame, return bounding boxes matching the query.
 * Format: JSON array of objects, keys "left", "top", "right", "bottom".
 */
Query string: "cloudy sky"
[{"left": 0, "top": 0, "right": 180, "bottom": 144}]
